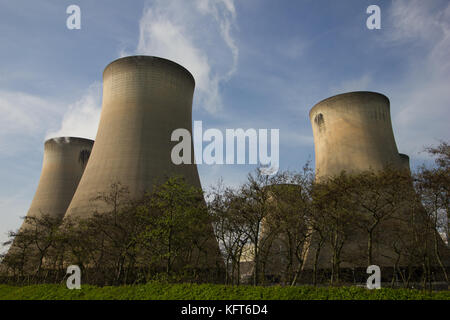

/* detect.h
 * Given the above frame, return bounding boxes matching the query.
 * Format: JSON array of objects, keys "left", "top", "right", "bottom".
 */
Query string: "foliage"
[
  {"left": 0, "top": 282, "right": 448, "bottom": 300},
  {"left": 1, "top": 142, "right": 449, "bottom": 287},
  {"left": 1, "top": 177, "right": 221, "bottom": 285}
]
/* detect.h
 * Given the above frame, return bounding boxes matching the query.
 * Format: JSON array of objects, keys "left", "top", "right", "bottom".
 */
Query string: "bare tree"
[
  {"left": 262, "top": 167, "right": 314, "bottom": 286},
  {"left": 209, "top": 181, "right": 249, "bottom": 285},
  {"left": 312, "top": 172, "right": 358, "bottom": 285},
  {"left": 414, "top": 141, "right": 450, "bottom": 286},
  {"left": 351, "top": 168, "right": 414, "bottom": 266},
  {"left": 237, "top": 169, "right": 277, "bottom": 286}
]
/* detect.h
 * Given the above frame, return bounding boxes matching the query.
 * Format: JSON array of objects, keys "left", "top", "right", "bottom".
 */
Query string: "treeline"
[
  {"left": 1, "top": 142, "right": 449, "bottom": 288},
  {"left": 1, "top": 178, "right": 222, "bottom": 285},
  {"left": 210, "top": 163, "right": 449, "bottom": 288}
]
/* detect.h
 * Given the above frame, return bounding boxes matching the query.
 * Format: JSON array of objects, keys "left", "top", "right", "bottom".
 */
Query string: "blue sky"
[{"left": 1, "top": 0, "right": 449, "bottom": 250}]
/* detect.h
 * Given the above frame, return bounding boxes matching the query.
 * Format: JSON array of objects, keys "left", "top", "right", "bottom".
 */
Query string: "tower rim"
[
  {"left": 44, "top": 137, "right": 95, "bottom": 146},
  {"left": 103, "top": 55, "right": 195, "bottom": 87},
  {"left": 309, "top": 91, "right": 390, "bottom": 119}
]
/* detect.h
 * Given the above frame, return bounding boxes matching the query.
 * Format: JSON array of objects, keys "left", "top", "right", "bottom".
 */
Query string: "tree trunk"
[
  {"left": 253, "top": 233, "right": 259, "bottom": 286},
  {"left": 433, "top": 228, "right": 449, "bottom": 285},
  {"left": 367, "top": 229, "right": 373, "bottom": 266},
  {"left": 312, "top": 239, "right": 323, "bottom": 286}
]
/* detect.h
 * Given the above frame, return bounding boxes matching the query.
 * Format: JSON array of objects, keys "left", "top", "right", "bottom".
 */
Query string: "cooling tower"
[
  {"left": 398, "top": 153, "right": 410, "bottom": 173},
  {"left": 3, "top": 137, "right": 93, "bottom": 270},
  {"left": 21, "top": 137, "right": 93, "bottom": 227},
  {"left": 304, "top": 91, "right": 450, "bottom": 272},
  {"left": 63, "top": 56, "right": 223, "bottom": 267},
  {"left": 64, "top": 56, "right": 202, "bottom": 219},
  {"left": 309, "top": 91, "right": 403, "bottom": 179}
]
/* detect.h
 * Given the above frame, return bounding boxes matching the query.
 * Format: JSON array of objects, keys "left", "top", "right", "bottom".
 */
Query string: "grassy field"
[{"left": 0, "top": 282, "right": 449, "bottom": 300}]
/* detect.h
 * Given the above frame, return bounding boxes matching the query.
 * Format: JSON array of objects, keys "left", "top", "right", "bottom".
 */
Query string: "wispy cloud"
[
  {"left": 0, "top": 193, "right": 30, "bottom": 253},
  {"left": 0, "top": 91, "right": 62, "bottom": 250},
  {"left": 135, "top": 0, "right": 239, "bottom": 114},
  {"left": 0, "top": 90, "right": 60, "bottom": 155},
  {"left": 46, "top": 83, "right": 102, "bottom": 141},
  {"left": 0, "top": 92, "right": 47, "bottom": 134},
  {"left": 384, "top": 0, "right": 450, "bottom": 162},
  {"left": 387, "top": 0, "right": 449, "bottom": 45},
  {"left": 48, "top": 0, "right": 240, "bottom": 142}
]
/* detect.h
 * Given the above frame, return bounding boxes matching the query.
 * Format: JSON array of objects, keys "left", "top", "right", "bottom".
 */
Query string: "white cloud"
[
  {"left": 136, "top": 0, "right": 238, "bottom": 114},
  {"left": 385, "top": 0, "right": 450, "bottom": 162},
  {"left": 195, "top": 0, "right": 238, "bottom": 79},
  {"left": 45, "top": 83, "right": 102, "bottom": 141},
  {"left": 0, "top": 84, "right": 102, "bottom": 250},
  {"left": 0, "top": 91, "right": 55, "bottom": 135},
  {"left": 0, "top": 90, "right": 63, "bottom": 249},
  {"left": 0, "top": 193, "right": 30, "bottom": 254},
  {"left": 387, "top": 0, "right": 449, "bottom": 46},
  {"left": 0, "top": 90, "right": 61, "bottom": 155}
]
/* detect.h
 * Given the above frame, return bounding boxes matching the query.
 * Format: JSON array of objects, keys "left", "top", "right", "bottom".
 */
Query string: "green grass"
[{"left": 0, "top": 282, "right": 448, "bottom": 300}]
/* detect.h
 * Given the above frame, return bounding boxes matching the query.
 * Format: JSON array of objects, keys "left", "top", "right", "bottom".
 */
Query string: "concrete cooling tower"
[
  {"left": 64, "top": 56, "right": 202, "bottom": 219},
  {"left": 398, "top": 153, "right": 411, "bottom": 173},
  {"left": 309, "top": 91, "right": 404, "bottom": 179},
  {"left": 63, "top": 56, "right": 223, "bottom": 267},
  {"left": 20, "top": 137, "right": 93, "bottom": 227},
  {"left": 2, "top": 137, "right": 92, "bottom": 270},
  {"left": 304, "top": 91, "right": 450, "bottom": 271}
]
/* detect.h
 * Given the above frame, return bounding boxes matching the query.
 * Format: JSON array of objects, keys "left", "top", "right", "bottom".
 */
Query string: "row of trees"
[
  {"left": 208, "top": 142, "right": 449, "bottom": 287},
  {"left": 1, "top": 178, "right": 222, "bottom": 285},
  {"left": 1, "top": 142, "right": 449, "bottom": 287}
]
